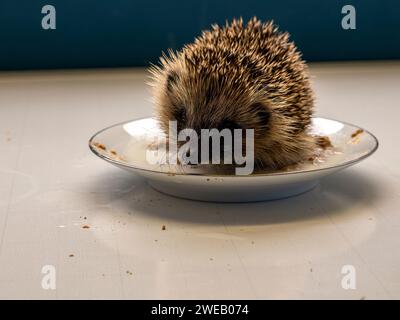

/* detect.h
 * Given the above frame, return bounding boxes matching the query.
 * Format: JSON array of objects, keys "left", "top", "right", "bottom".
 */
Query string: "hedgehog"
[{"left": 149, "top": 17, "right": 316, "bottom": 170}]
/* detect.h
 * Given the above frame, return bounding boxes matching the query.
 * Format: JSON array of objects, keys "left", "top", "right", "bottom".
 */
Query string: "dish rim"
[{"left": 88, "top": 116, "right": 379, "bottom": 178}]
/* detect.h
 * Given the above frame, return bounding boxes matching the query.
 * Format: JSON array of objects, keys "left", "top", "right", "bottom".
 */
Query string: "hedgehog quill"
[{"left": 150, "top": 17, "right": 316, "bottom": 171}]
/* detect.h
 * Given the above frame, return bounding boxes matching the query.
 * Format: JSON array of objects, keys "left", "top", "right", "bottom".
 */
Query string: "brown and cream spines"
[{"left": 149, "top": 17, "right": 316, "bottom": 169}]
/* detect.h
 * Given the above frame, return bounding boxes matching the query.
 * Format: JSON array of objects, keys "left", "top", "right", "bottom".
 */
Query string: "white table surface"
[{"left": 0, "top": 61, "right": 399, "bottom": 300}]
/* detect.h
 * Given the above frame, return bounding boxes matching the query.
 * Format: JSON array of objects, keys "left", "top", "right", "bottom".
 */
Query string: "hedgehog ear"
[
  {"left": 250, "top": 102, "right": 270, "bottom": 128},
  {"left": 166, "top": 71, "right": 178, "bottom": 93}
]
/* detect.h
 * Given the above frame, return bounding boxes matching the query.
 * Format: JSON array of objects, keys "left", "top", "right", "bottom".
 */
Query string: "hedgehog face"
[
  {"left": 164, "top": 64, "right": 272, "bottom": 131},
  {"left": 153, "top": 63, "right": 275, "bottom": 166}
]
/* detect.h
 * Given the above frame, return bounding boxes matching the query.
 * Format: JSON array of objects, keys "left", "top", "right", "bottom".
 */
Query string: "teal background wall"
[{"left": 0, "top": 0, "right": 399, "bottom": 70}]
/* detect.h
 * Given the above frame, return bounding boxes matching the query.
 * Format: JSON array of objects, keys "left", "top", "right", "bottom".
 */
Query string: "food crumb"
[
  {"left": 93, "top": 142, "right": 106, "bottom": 151},
  {"left": 161, "top": 225, "right": 166, "bottom": 231},
  {"left": 82, "top": 225, "right": 90, "bottom": 229},
  {"left": 69, "top": 254, "right": 74, "bottom": 258},
  {"left": 315, "top": 136, "right": 333, "bottom": 149},
  {"left": 351, "top": 129, "right": 364, "bottom": 138},
  {"left": 126, "top": 270, "right": 133, "bottom": 276},
  {"left": 110, "top": 149, "right": 117, "bottom": 156}
]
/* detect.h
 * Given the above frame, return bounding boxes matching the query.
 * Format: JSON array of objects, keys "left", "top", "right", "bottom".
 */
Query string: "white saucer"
[{"left": 89, "top": 117, "right": 378, "bottom": 202}]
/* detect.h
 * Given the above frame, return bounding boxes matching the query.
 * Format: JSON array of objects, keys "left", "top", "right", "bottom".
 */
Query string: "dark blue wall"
[{"left": 0, "top": 0, "right": 399, "bottom": 70}]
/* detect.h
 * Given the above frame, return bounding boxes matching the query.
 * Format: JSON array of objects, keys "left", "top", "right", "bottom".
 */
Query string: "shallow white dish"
[{"left": 89, "top": 117, "right": 378, "bottom": 202}]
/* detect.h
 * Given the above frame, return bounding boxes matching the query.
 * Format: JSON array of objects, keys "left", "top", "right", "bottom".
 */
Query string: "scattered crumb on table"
[
  {"left": 126, "top": 270, "right": 133, "bottom": 276},
  {"left": 69, "top": 254, "right": 74, "bottom": 258},
  {"left": 82, "top": 225, "right": 90, "bottom": 229},
  {"left": 161, "top": 225, "right": 166, "bottom": 231}
]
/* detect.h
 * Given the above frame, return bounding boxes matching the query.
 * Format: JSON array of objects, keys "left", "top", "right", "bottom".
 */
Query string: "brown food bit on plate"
[
  {"left": 315, "top": 136, "right": 333, "bottom": 149},
  {"left": 93, "top": 142, "right": 106, "bottom": 151},
  {"left": 351, "top": 129, "right": 364, "bottom": 138}
]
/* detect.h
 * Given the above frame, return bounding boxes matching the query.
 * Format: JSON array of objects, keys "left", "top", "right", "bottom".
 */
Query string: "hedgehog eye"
[
  {"left": 166, "top": 71, "right": 178, "bottom": 93},
  {"left": 174, "top": 107, "right": 187, "bottom": 129},
  {"left": 218, "top": 119, "right": 242, "bottom": 131},
  {"left": 251, "top": 103, "right": 270, "bottom": 128}
]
